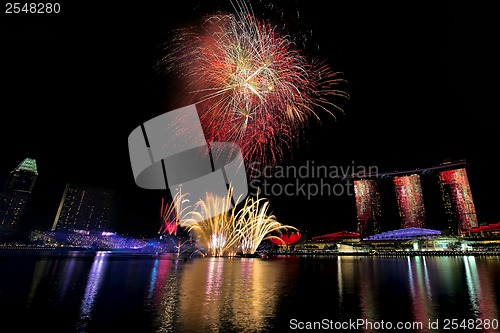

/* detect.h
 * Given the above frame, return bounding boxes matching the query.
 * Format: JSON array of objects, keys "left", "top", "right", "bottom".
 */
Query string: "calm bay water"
[{"left": 1, "top": 252, "right": 500, "bottom": 332}]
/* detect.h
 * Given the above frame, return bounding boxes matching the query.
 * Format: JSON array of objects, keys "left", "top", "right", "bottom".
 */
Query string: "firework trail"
[
  {"left": 158, "top": 189, "right": 193, "bottom": 236},
  {"left": 236, "top": 193, "right": 295, "bottom": 255},
  {"left": 159, "top": 197, "right": 179, "bottom": 236},
  {"left": 180, "top": 187, "right": 241, "bottom": 256},
  {"left": 158, "top": 0, "right": 349, "bottom": 168},
  {"left": 180, "top": 186, "right": 296, "bottom": 256}
]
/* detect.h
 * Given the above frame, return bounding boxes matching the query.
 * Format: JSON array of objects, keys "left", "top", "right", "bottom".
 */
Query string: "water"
[{"left": 1, "top": 252, "right": 500, "bottom": 332}]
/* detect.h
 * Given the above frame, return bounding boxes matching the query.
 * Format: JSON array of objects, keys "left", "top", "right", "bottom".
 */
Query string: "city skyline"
[
  {"left": 1, "top": 1, "right": 498, "bottom": 236},
  {"left": 0, "top": 156, "right": 491, "bottom": 238}
]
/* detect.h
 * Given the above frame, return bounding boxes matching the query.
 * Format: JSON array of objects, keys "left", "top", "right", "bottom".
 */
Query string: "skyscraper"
[
  {"left": 393, "top": 174, "right": 427, "bottom": 229},
  {"left": 354, "top": 179, "right": 382, "bottom": 238},
  {"left": 0, "top": 158, "right": 38, "bottom": 233},
  {"left": 439, "top": 167, "right": 478, "bottom": 234},
  {"left": 51, "top": 183, "right": 113, "bottom": 232}
]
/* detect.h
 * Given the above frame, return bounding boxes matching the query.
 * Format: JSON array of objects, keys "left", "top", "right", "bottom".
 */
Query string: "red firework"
[
  {"left": 159, "top": 2, "right": 348, "bottom": 168},
  {"left": 159, "top": 197, "right": 179, "bottom": 236}
]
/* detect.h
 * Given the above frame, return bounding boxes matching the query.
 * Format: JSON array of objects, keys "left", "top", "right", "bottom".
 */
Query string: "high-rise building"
[
  {"left": 51, "top": 183, "right": 113, "bottom": 232},
  {"left": 393, "top": 174, "right": 427, "bottom": 229},
  {"left": 354, "top": 179, "right": 382, "bottom": 238},
  {"left": 438, "top": 167, "right": 478, "bottom": 234},
  {"left": 0, "top": 158, "right": 38, "bottom": 233}
]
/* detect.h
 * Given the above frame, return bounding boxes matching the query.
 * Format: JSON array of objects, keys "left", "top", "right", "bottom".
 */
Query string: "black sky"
[{"left": 1, "top": 0, "right": 498, "bottom": 237}]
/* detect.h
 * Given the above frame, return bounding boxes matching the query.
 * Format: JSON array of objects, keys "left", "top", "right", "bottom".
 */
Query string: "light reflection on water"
[
  {"left": 464, "top": 256, "right": 499, "bottom": 332},
  {"left": 148, "top": 256, "right": 181, "bottom": 333},
  {"left": 77, "top": 251, "right": 109, "bottom": 332},
  {"left": 171, "top": 257, "right": 287, "bottom": 333},
  {"left": 1, "top": 253, "right": 500, "bottom": 332},
  {"left": 406, "top": 256, "right": 436, "bottom": 332},
  {"left": 357, "top": 257, "right": 380, "bottom": 327}
]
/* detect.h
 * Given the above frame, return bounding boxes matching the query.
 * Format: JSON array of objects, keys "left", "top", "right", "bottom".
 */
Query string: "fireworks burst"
[
  {"left": 158, "top": 190, "right": 192, "bottom": 236},
  {"left": 179, "top": 187, "right": 296, "bottom": 256},
  {"left": 236, "top": 193, "right": 292, "bottom": 255},
  {"left": 158, "top": 0, "right": 349, "bottom": 168},
  {"left": 159, "top": 197, "right": 179, "bottom": 235},
  {"left": 180, "top": 188, "right": 241, "bottom": 256}
]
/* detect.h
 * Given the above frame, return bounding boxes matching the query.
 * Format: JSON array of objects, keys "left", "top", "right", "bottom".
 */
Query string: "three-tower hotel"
[{"left": 354, "top": 160, "right": 478, "bottom": 237}]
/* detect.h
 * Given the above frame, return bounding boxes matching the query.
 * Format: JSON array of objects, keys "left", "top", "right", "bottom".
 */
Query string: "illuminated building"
[
  {"left": 51, "top": 183, "right": 113, "bottom": 232},
  {"left": 463, "top": 222, "right": 500, "bottom": 237},
  {"left": 393, "top": 174, "right": 427, "bottom": 229},
  {"left": 0, "top": 158, "right": 38, "bottom": 233},
  {"left": 363, "top": 227, "right": 441, "bottom": 241},
  {"left": 269, "top": 231, "right": 302, "bottom": 250},
  {"left": 311, "top": 231, "right": 360, "bottom": 242},
  {"left": 354, "top": 179, "right": 382, "bottom": 237},
  {"left": 438, "top": 168, "right": 478, "bottom": 234}
]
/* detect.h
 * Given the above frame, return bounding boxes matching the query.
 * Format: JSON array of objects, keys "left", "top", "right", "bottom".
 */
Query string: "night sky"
[{"left": 1, "top": 0, "right": 498, "bottom": 237}]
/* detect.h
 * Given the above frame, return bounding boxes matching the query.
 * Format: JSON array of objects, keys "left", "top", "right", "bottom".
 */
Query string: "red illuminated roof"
[
  {"left": 463, "top": 222, "right": 500, "bottom": 233},
  {"left": 311, "top": 231, "right": 360, "bottom": 242},
  {"left": 268, "top": 232, "right": 302, "bottom": 245}
]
